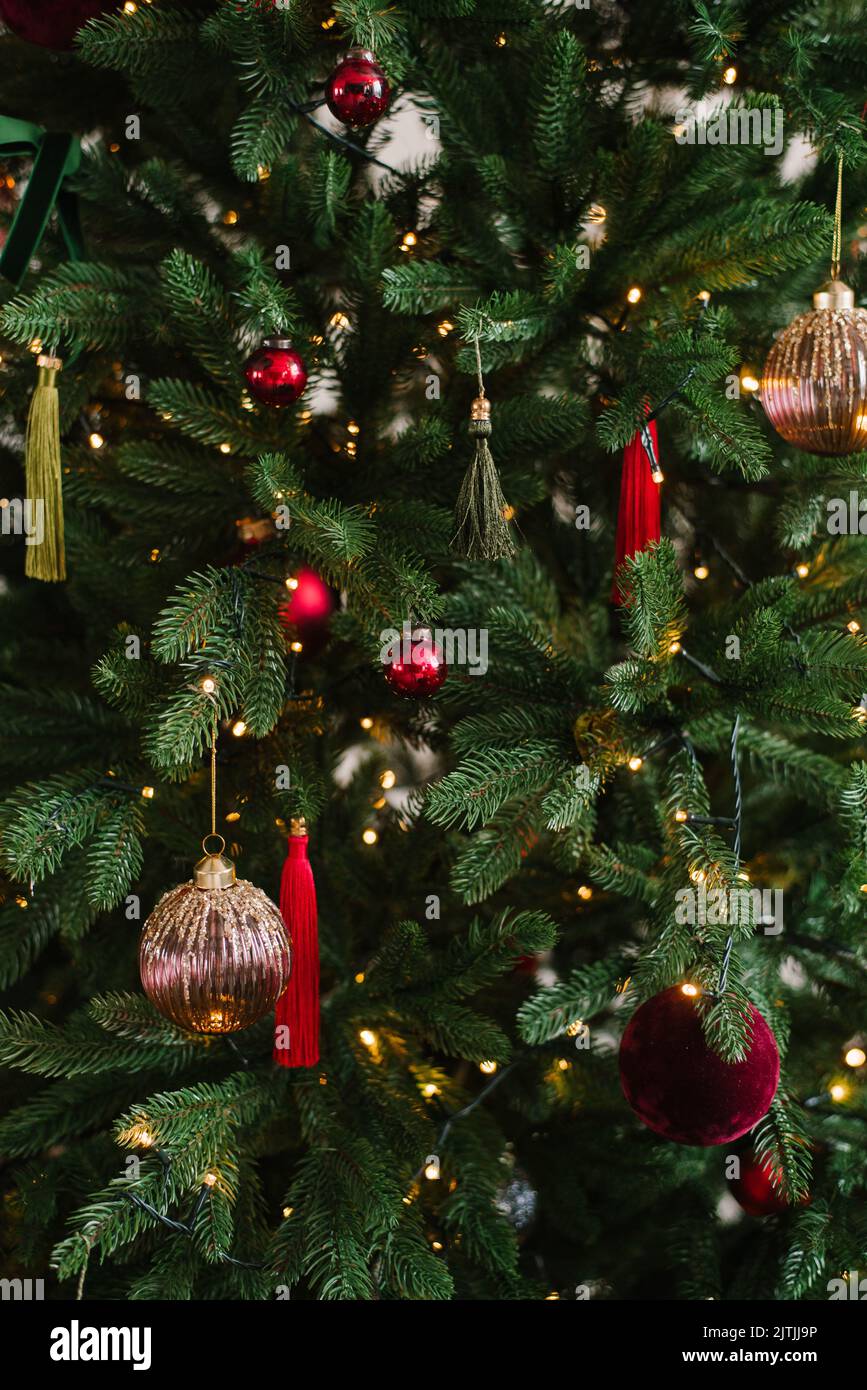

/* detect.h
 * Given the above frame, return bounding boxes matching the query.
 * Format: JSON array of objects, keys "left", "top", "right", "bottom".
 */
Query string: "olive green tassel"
[
  {"left": 452, "top": 395, "right": 516, "bottom": 560},
  {"left": 24, "top": 354, "right": 65, "bottom": 582},
  {"left": 453, "top": 337, "right": 516, "bottom": 561}
]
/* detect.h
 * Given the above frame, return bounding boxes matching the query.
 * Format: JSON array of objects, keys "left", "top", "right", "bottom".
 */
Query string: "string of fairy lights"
[{"left": 26, "top": 263, "right": 867, "bottom": 1290}]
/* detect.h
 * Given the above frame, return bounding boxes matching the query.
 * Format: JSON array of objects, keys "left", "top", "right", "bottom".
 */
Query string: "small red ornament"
[
  {"left": 243, "top": 337, "right": 307, "bottom": 408},
  {"left": 325, "top": 47, "right": 391, "bottom": 129},
  {"left": 728, "top": 1149, "right": 806, "bottom": 1217},
  {"left": 619, "top": 986, "right": 779, "bottom": 1146},
  {"left": 279, "top": 567, "right": 334, "bottom": 654},
  {"left": 514, "top": 954, "right": 539, "bottom": 975},
  {"left": 383, "top": 628, "right": 447, "bottom": 698},
  {"left": 0, "top": 0, "right": 112, "bottom": 48}
]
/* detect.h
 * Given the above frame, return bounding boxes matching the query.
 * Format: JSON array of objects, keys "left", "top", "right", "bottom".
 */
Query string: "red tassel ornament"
[
  {"left": 273, "top": 818, "right": 319, "bottom": 1068},
  {"left": 611, "top": 416, "right": 662, "bottom": 603}
]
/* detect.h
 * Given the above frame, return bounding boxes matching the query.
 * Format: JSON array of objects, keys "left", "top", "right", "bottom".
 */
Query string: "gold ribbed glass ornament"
[
  {"left": 761, "top": 278, "right": 867, "bottom": 456},
  {"left": 139, "top": 847, "right": 291, "bottom": 1033}
]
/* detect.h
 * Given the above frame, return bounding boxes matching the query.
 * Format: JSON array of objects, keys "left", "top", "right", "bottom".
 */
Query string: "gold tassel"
[{"left": 24, "top": 353, "right": 65, "bottom": 582}]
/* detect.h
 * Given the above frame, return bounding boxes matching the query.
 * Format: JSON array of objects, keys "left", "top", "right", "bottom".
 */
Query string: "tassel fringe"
[
  {"left": 24, "top": 354, "right": 65, "bottom": 583},
  {"left": 452, "top": 402, "right": 516, "bottom": 562},
  {"left": 273, "top": 820, "right": 319, "bottom": 1068},
  {"left": 611, "top": 416, "right": 661, "bottom": 604}
]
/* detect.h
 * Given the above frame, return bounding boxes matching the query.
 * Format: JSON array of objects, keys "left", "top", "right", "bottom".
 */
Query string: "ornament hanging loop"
[
  {"left": 809, "top": 157, "right": 853, "bottom": 309},
  {"left": 209, "top": 705, "right": 218, "bottom": 840},
  {"left": 473, "top": 336, "right": 484, "bottom": 395},
  {"left": 193, "top": 706, "right": 236, "bottom": 889},
  {"left": 831, "top": 153, "right": 844, "bottom": 282}
]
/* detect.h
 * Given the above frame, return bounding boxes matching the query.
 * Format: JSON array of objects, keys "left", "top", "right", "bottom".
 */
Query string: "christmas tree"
[{"left": 0, "top": 0, "right": 866, "bottom": 1308}]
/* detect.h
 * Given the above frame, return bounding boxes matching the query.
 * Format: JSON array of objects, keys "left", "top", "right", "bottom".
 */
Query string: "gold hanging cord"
[
  {"left": 210, "top": 705, "right": 218, "bottom": 843},
  {"left": 196, "top": 701, "right": 234, "bottom": 888},
  {"left": 831, "top": 153, "right": 844, "bottom": 282}
]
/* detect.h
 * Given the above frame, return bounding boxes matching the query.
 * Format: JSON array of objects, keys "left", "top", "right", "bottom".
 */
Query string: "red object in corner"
[
  {"left": 611, "top": 417, "right": 661, "bottom": 603},
  {"left": 273, "top": 828, "right": 319, "bottom": 1068},
  {"left": 0, "top": 0, "right": 111, "bottom": 49}
]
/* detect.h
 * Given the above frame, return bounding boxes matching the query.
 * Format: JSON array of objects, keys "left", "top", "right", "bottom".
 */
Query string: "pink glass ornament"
[
  {"left": 761, "top": 281, "right": 867, "bottom": 455},
  {"left": 140, "top": 871, "right": 290, "bottom": 1034}
]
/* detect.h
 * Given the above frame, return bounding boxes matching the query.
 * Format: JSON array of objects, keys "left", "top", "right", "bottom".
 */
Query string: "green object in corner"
[{"left": 0, "top": 114, "right": 83, "bottom": 287}]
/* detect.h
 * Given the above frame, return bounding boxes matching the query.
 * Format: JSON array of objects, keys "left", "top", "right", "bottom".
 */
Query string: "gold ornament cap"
[
  {"left": 289, "top": 816, "right": 307, "bottom": 836},
  {"left": 194, "top": 835, "right": 236, "bottom": 890},
  {"left": 813, "top": 279, "right": 855, "bottom": 310},
  {"left": 470, "top": 394, "right": 491, "bottom": 422}
]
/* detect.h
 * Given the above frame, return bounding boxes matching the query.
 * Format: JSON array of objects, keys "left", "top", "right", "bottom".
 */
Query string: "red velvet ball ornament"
[
  {"left": 383, "top": 629, "right": 447, "bottom": 698},
  {"left": 243, "top": 337, "right": 307, "bottom": 408},
  {"left": 325, "top": 47, "right": 391, "bottom": 128},
  {"left": 619, "top": 986, "right": 779, "bottom": 1146},
  {"left": 0, "top": 0, "right": 112, "bottom": 48},
  {"left": 728, "top": 1149, "right": 804, "bottom": 1217},
  {"left": 279, "top": 568, "right": 334, "bottom": 654}
]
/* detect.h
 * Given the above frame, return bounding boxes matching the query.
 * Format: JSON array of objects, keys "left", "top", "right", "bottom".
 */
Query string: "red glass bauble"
[
  {"left": 0, "top": 0, "right": 112, "bottom": 48},
  {"left": 279, "top": 567, "right": 334, "bottom": 654},
  {"left": 243, "top": 337, "right": 307, "bottom": 407},
  {"left": 728, "top": 1149, "right": 806, "bottom": 1217},
  {"left": 325, "top": 47, "right": 391, "bottom": 128},
  {"left": 383, "top": 630, "right": 447, "bottom": 698},
  {"left": 619, "top": 986, "right": 779, "bottom": 1146}
]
